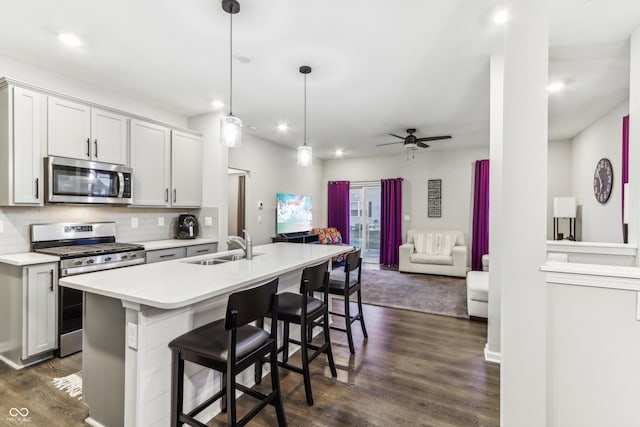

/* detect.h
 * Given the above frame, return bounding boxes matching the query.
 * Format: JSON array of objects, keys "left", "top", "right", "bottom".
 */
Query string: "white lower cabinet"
[
  {"left": 0, "top": 261, "right": 58, "bottom": 368},
  {"left": 25, "top": 264, "right": 58, "bottom": 358}
]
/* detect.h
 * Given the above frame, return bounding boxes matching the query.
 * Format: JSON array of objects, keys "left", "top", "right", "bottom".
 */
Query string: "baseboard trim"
[{"left": 484, "top": 343, "right": 502, "bottom": 364}]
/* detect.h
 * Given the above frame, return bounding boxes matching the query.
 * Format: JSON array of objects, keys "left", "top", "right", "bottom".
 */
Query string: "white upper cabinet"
[
  {"left": 130, "top": 119, "right": 171, "bottom": 206},
  {"left": 48, "top": 96, "right": 128, "bottom": 165},
  {"left": 171, "top": 130, "right": 202, "bottom": 207},
  {"left": 0, "top": 85, "right": 45, "bottom": 206}
]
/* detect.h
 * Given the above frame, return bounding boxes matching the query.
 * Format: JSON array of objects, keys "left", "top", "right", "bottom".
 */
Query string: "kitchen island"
[{"left": 59, "top": 242, "right": 351, "bottom": 427}]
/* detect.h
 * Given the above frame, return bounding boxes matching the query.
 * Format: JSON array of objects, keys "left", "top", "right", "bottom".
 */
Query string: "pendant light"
[
  {"left": 220, "top": 0, "right": 242, "bottom": 147},
  {"left": 297, "top": 65, "right": 312, "bottom": 166}
]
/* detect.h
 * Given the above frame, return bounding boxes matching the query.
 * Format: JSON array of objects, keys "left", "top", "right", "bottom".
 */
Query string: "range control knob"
[
  {"left": 74, "top": 260, "right": 83, "bottom": 266},
  {"left": 105, "top": 256, "right": 112, "bottom": 262},
  {"left": 86, "top": 259, "right": 95, "bottom": 264},
  {"left": 130, "top": 253, "right": 136, "bottom": 258},
  {"left": 121, "top": 254, "right": 129, "bottom": 260}
]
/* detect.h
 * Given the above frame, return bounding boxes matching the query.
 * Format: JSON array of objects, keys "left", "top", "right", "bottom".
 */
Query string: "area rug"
[
  {"left": 52, "top": 371, "right": 83, "bottom": 400},
  {"left": 357, "top": 268, "right": 469, "bottom": 318}
]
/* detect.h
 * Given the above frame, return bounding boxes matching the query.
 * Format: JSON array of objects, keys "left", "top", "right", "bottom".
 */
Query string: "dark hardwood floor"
[
  {"left": 209, "top": 302, "right": 500, "bottom": 427},
  {"left": 0, "top": 298, "right": 499, "bottom": 427}
]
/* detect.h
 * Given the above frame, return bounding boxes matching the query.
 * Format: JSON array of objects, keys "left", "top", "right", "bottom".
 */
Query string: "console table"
[{"left": 272, "top": 233, "right": 319, "bottom": 243}]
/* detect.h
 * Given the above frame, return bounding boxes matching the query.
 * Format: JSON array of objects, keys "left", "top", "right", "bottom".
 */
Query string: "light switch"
[
  {"left": 404, "top": 215, "right": 410, "bottom": 221},
  {"left": 205, "top": 217, "right": 213, "bottom": 226},
  {"left": 131, "top": 218, "right": 138, "bottom": 228},
  {"left": 127, "top": 322, "right": 138, "bottom": 349},
  {"left": 158, "top": 217, "right": 165, "bottom": 226}
]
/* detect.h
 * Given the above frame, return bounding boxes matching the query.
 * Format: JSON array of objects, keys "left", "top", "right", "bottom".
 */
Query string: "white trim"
[
  {"left": 542, "top": 262, "right": 640, "bottom": 291},
  {"left": 84, "top": 417, "right": 107, "bottom": 427},
  {"left": 546, "top": 240, "right": 637, "bottom": 256},
  {"left": 0, "top": 352, "right": 51, "bottom": 370},
  {"left": 484, "top": 343, "right": 502, "bottom": 364}
]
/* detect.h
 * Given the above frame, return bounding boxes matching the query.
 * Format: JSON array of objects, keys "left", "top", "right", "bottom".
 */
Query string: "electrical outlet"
[
  {"left": 158, "top": 217, "right": 165, "bottom": 226},
  {"left": 127, "top": 322, "right": 138, "bottom": 349},
  {"left": 257, "top": 215, "right": 262, "bottom": 223},
  {"left": 205, "top": 217, "right": 213, "bottom": 226},
  {"left": 131, "top": 217, "right": 138, "bottom": 228}
]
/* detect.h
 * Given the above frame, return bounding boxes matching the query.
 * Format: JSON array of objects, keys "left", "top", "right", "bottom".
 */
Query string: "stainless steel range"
[{"left": 31, "top": 222, "right": 145, "bottom": 357}]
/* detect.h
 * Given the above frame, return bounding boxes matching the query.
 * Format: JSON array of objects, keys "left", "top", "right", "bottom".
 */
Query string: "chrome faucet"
[{"left": 226, "top": 229, "right": 253, "bottom": 260}]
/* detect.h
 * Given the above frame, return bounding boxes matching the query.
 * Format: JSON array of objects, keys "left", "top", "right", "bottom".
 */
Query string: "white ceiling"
[{"left": 1, "top": 0, "right": 640, "bottom": 159}]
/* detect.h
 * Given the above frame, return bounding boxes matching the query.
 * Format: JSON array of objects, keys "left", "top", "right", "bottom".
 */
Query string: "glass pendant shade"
[
  {"left": 220, "top": 115, "right": 242, "bottom": 147},
  {"left": 297, "top": 145, "right": 312, "bottom": 166}
]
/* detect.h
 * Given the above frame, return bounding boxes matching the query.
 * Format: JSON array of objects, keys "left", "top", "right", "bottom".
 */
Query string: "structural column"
[
  {"left": 628, "top": 28, "right": 640, "bottom": 257},
  {"left": 500, "top": 0, "right": 549, "bottom": 425}
]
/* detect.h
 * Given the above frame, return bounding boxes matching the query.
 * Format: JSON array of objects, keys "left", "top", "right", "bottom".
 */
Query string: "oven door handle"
[
  {"left": 117, "top": 172, "right": 125, "bottom": 198},
  {"left": 50, "top": 269, "right": 54, "bottom": 292}
]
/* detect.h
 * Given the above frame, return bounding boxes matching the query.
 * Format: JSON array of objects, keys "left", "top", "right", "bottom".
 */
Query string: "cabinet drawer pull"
[
  {"left": 86, "top": 138, "right": 90, "bottom": 157},
  {"left": 196, "top": 249, "right": 209, "bottom": 253},
  {"left": 50, "top": 270, "right": 54, "bottom": 292},
  {"left": 35, "top": 178, "right": 39, "bottom": 199},
  {"left": 159, "top": 253, "right": 176, "bottom": 258},
  {"left": 94, "top": 139, "right": 98, "bottom": 158},
  {"left": 165, "top": 188, "right": 169, "bottom": 203}
]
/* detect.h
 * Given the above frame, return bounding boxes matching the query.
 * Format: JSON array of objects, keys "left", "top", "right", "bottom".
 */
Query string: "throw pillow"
[
  {"left": 436, "top": 233, "right": 455, "bottom": 256},
  {"left": 424, "top": 233, "right": 437, "bottom": 254},
  {"left": 413, "top": 233, "right": 424, "bottom": 253}
]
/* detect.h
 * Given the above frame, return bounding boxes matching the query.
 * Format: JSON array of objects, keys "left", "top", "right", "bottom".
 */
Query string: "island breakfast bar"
[{"left": 60, "top": 242, "right": 353, "bottom": 427}]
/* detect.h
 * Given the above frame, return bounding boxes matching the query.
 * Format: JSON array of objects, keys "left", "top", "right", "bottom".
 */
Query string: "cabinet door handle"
[
  {"left": 173, "top": 189, "right": 177, "bottom": 203},
  {"left": 35, "top": 178, "right": 39, "bottom": 199},
  {"left": 50, "top": 269, "right": 54, "bottom": 292},
  {"left": 94, "top": 139, "right": 98, "bottom": 158},
  {"left": 165, "top": 188, "right": 169, "bottom": 203},
  {"left": 86, "top": 138, "right": 91, "bottom": 157}
]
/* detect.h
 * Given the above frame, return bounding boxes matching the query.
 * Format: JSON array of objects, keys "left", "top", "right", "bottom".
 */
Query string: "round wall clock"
[{"left": 593, "top": 158, "right": 613, "bottom": 204}]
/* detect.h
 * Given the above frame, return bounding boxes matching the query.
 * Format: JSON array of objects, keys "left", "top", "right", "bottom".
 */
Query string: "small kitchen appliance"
[{"left": 176, "top": 214, "right": 199, "bottom": 239}]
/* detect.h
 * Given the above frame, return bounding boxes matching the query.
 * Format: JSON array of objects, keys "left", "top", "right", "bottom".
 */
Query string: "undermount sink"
[{"left": 188, "top": 253, "right": 260, "bottom": 265}]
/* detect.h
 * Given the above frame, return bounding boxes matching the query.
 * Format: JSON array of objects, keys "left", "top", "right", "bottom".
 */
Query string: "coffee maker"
[{"left": 176, "top": 214, "right": 199, "bottom": 239}]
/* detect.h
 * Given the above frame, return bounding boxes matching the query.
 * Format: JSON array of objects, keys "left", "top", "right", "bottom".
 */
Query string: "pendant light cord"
[
  {"left": 303, "top": 73, "right": 307, "bottom": 146},
  {"left": 229, "top": 12, "right": 233, "bottom": 116}
]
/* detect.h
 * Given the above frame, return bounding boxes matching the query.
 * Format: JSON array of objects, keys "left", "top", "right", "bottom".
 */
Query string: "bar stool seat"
[
  {"left": 278, "top": 293, "right": 323, "bottom": 319},
  {"left": 169, "top": 278, "right": 287, "bottom": 427}
]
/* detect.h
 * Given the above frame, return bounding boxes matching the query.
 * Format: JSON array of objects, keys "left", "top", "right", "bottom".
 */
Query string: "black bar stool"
[
  {"left": 321, "top": 249, "right": 368, "bottom": 354},
  {"left": 256, "top": 260, "right": 337, "bottom": 405},
  {"left": 168, "top": 278, "right": 287, "bottom": 427}
]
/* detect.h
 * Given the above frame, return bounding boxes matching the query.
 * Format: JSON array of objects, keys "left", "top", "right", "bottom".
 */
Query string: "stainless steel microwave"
[{"left": 45, "top": 157, "right": 133, "bottom": 205}]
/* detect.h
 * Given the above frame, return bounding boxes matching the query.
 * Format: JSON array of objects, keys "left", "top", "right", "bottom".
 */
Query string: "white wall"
[
  {"left": 547, "top": 139, "right": 573, "bottom": 239},
  {"left": 0, "top": 55, "right": 187, "bottom": 128},
  {"left": 570, "top": 101, "right": 628, "bottom": 243},
  {"left": 323, "top": 147, "right": 489, "bottom": 252},
  {"left": 227, "top": 135, "right": 326, "bottom": 246}
]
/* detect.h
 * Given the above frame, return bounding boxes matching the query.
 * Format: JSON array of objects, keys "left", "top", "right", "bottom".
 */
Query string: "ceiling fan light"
[
  {"left": 297, "top": 145, "right": 312, "bottom": 166},
  {"left": 220, "top": 114, "right": 242, "bottom": 147}
]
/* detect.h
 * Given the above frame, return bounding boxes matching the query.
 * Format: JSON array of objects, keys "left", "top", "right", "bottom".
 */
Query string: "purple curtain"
[
  {"left": 328, "top": 181, "right": 350, "bottom": 244},
  {"left": 623, "top": 115, "right": 629, "bottom": 243},
  {"left": 472, "top": 160, "right": 490, "bottom": 271},
  {"left": 380, "top": 178, "right": 403, "bottom": 266}
]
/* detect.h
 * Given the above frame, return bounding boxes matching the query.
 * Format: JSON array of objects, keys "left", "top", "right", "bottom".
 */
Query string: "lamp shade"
[
  {"left": 297, "top": 145, "right": 312, "bottom": 166},
  {"left": 553, "top": 197, "right": 577, "bottom": 218},
  {"left": 220, "top": 115, "right": 242, "bottom": 147}
]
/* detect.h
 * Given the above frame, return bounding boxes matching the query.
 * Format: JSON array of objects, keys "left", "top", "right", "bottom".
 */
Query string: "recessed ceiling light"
[
  {"left": 335, "top": 149, "right": 344, "bottom": 157},
  {"left": 493, "top": 9, "right": 508, "bottom": 25},
  {"left": 277, "top": 123, "right": 289, "bottom": 132},
  {"left": 248, "top": 126, "right": 257, "bottom": 131},
  {"left": 547, "top": 81, "right": 565, "bottom": 93},
  {"left": 58, "top": 33, "right": 84, "bottom": 48},
  {"left": 211, "top": 100, "right": 224, "bottom": 109}
]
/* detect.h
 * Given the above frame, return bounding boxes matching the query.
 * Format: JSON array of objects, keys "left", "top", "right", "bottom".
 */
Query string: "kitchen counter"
[
  {"left": 134, "top": 237, "right": 217, "bottom": 251},
  {"left": 0, "top": 252, "right": 59, "bottom": 266},
  {"left": 60, "top": 242, "right": 347, "bottom": 309},
  {"left": 61, "top": 242, "right": 353, "bottom": 427}
]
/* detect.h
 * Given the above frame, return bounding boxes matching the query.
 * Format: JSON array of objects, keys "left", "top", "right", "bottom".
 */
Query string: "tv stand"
[{"left": 272, "top": 232, "right": 319, "bottom": 244}]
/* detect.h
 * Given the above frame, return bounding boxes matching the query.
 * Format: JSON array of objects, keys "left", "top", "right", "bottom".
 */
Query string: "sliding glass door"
[{"left": 349, "top": 184, "right": 381, "bottom": 263}]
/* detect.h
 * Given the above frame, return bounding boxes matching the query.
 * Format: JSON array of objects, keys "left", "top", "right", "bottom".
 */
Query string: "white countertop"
[
  {"left": 0, "top": 252, "right": 60, "bottom": 266},
  {"left": 60, "top": 243, "right": 352, "bottom": 309},
  {"left": 136, "top": 238, "right": 218, "bottom": 251}
]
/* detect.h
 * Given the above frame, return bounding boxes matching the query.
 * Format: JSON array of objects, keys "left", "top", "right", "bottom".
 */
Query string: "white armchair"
[{"left": 399, "top": 229, "right": 467, "bottom": 277}]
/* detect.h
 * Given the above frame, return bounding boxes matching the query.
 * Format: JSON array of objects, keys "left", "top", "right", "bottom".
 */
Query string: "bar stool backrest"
[
  {"left": 300, "top": 260, "right": 330, "bottom": 294},
  {"left": 344, "top": 249, "right": 362, "bottom": 282},
  {"left": 225, "top": 279, "right": 279, "bottom": 330}
]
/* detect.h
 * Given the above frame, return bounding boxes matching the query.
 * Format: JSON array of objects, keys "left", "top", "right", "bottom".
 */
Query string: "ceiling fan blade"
[
  {"left": 388, "top": 133, "right": 406, "bottom": 140},
  {"left": 415, "top": 135, "right": 452, "bottom": 142},
  {"left": 417, "top": 141, "right": 429, "bottom": 148},
  {"left": 376, "top": 141, "right": 404, "bottom": 147}
]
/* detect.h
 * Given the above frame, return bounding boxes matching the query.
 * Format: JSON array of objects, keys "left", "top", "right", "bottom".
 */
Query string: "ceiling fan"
[{"left": 377, "top": 128, "right": 452, "bottom": 149}]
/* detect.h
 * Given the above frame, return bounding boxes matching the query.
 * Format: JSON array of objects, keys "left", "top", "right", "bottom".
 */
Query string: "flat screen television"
[{"left": 276, "top": 193, "right": 313, "bottom": 235}]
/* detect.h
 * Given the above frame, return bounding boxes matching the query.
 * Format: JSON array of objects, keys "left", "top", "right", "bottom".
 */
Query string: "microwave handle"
[{"left": 118, "top": 172, "right": 125, "bottom": 197}]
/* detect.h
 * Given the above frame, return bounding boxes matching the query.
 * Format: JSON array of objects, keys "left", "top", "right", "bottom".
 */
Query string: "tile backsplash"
[{"left": 0, "top": 205, "right": 219, "bottom": 254}]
